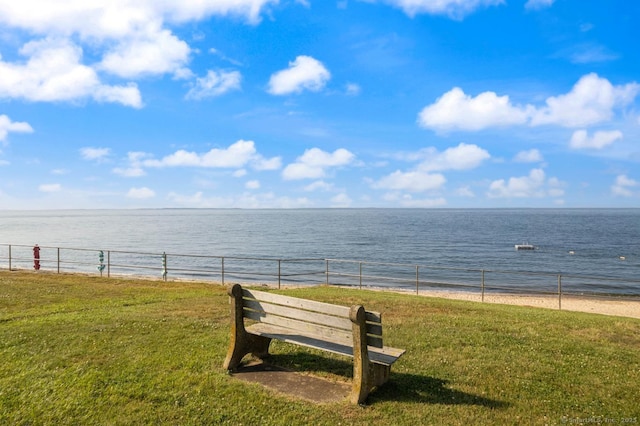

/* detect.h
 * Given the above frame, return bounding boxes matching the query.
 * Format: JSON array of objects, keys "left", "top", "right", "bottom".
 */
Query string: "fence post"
[
  {"left": 481, "top": 269, "right": 485, "bottom": 302},
  {"left": 325, "top": 259, "right": 329, "bottom": 285},
  {"left": 221, "top": 257, "right": 225, "bottom": 285},
  {"left": 416, "top": 265, "right": 419, "bottom": 295},
  {"left": 558, "top": 274, "right": 562, "bottom": 310},
  {"left": 107, "top": 251, "right": 111, "bottom": 278},
  {"left": 359, "top": 262, "right": 362, "bottom": 290},
  {"left": 8, "top": 245, "right": 11, "bottom": 270},
  {"left": 162, "top": 252, "right": 168, "bottom": 281},
  {"left": 57, "top": 248, "right": 61, "bottom": 274},
  {"left": 278, "top": 259, "right": 281, "bottom": 289}
]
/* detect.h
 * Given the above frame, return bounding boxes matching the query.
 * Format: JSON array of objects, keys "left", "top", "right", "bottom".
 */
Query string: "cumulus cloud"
[
  {"left": 531, "top": 74, "right": 639, "bottom": 127},
  {"left": 611, "top": 175, "right": 638, "bottom": 197},
  {"left": 99, "top": 29, "right": 191, "bottom": 78},
  {"left": 418, "top": 143, "right": 490, "bottom": 171},
  {"left": 375, "top": 0, "right": 504, "bottom": 19},
  {"left": 282, "top": 147, "right": 354, "bottom": 180},
  {"left": 487, "top": 168, "right": 564, "bottom": 199},
  {"left": 418, "top": 73, "right": 639, "bottom": 132},
  {"left": 268, "top": 56, "right": 331, "bottom": 95},
  {"left": 127, "top": 187, "right": 155, "bottom": 199},
  {"left": 0, "top": 115, "right": 33, "bottom": 142},
  {"left": 418, "top": 87, "right": 531, "bottom": 131},
  {"left": 569, "top": 129, "right": 623, "bottom": 150},
  {"left": 514, "top": 149, "right": 543, "bottom": 163},
  {"left": 0, "top": 0, "right": 277, "bottom": 105},
  {"left": 0, "top": 38, "right": 142, "bottom": 108},
  {"left": 0, "top": 1, "right": 277, "bottom": 38},
  {"left": 142, "top": 140, "right": 280, "bottom": 171},
  {"left": 186, "top": 69, "right": 242, "bottom": 100}
]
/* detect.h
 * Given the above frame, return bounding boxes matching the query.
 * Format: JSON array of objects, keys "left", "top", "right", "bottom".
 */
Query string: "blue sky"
[{"left": 0, "top": 0, "right": 638, "bottom": 209}]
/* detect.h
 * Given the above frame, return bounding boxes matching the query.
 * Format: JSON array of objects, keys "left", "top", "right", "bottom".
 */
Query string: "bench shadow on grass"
[{"left": 265, "top": 352, "right": 508, "bottom": 408}]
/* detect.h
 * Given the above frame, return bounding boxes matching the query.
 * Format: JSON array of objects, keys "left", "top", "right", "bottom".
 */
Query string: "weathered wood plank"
[
  {"left": 243, "top": 289, "right": 351, "bottom": 317},
  {"left": 366, "top": 323, "right": 383, "bottom": 337},
  {"left": 244, "top": 309, "right": 353, "bottom": 344},
  {"left": 247, "top": 323, "right": 404, "bottom": 366},
  {"left": 247, "top": 323, "right": 355, "bottom": 358},
  {"left": 243, "top": 298, "right": 352, "bottom": 331}
]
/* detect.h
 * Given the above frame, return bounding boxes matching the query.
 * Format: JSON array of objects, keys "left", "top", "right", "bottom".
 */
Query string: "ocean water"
[{"left": 1, "top": 209, "right": 639, "bottom": 293}]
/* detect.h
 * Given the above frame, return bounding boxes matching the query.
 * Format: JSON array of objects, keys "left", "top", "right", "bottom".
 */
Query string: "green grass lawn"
[{"left": 1, "top": 271, "right": 639, "bottom": 425}]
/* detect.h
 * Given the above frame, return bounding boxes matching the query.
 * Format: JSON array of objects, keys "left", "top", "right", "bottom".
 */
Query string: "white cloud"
[
  {"left": 0, "top": 38, "right": 142, "bottom": 108},
  {"left": 418, "top": 87, "right": 531, "bottom": 131},
  {"left": 524, "top": 0, "right": 554, "bottom": 10},
  {"left": 282, "top": 147, "right": 355, "bottom": 180},
  {"left": 186, "top": 69, "right": 242, "bottom": 100},
  {"left": 530, "top": 73, "right": 639, "bottom": 128},
  {"left": 245, "top": 180, "right": 261, "bottom": 189},
  {"left": 304, "top": 180, "right": 334, "bottom": 192},
  {"left": 268, "top": 56, "right": 331, "bottom": 95},
  {"left": 0, "top": 0, "right": 278, "bottom": 104},
  {"left": 487, "top": 168, "right": 564, "bottom": 199},
  {"left": 418, "top": 143, "right": 490, "bottom": 171},
  {"left": 376, "top": 0, "right": 504, "bottom": 19},
  {"left": 99, "top": 29, "right": 191, "bottom": 78},
  {"left": 80, "top": 147, "right": 111, "bottom": 161},
  {"left": 419, "top": 74, "right": 639, "bottom": 132},
  {"left": 112, "top": 152, "right": 149, "bottom": 177},
  {"left": 455, "top": 186, "right": 475, "bottom": 197},
  {"left": 331, "top": 193, "right": 352, "bottom": 207},
  {"left": 374, "top": 170, "right": 446, "bottom": 192},
  {"left": 39, "top": 183, "right": 61, "bottom": 193},
  {"left": 0, "top": 115, "right": 33, "bottom": 142},
  {"left": 569, "top": 129, "right": 623, "bottom": 150},
  {"left": 143, "top": 140, "right": 279, "bottom": 170},
  {"left": 0, "top": 1, "right": 278, "bottom": 38},
  {"left": 127, "top": 187, "right": 155, "bottom": 199},
  {"left": 514, "top": 149, "right": 543, "bottom": 163},
  {"left": 611, "top": 175, "right": 638, "bottom": 197}
]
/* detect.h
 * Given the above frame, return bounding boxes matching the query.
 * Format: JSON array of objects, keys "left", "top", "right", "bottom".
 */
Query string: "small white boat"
[{"left": 515, "top": 243, "right": 536, "bottom": 251}]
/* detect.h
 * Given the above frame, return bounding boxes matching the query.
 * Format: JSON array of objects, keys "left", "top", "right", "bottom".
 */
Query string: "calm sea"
[{"left": 1, "top": 209, "right": 638, "bottom": 292}]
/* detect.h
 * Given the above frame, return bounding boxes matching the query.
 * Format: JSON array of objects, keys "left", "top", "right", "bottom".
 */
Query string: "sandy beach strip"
[{"left": 412, "top": 288, "right": 640, "bottom": 320}]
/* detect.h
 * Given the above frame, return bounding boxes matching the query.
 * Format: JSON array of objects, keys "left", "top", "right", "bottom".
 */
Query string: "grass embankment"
[{"left": 1, "top": 271, "right": 639, "bottom": 425}]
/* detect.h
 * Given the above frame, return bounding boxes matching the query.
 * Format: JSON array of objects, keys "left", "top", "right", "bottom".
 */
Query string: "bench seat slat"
[
  {"left": 247, "top": 323, "right": 404, "bottom": 366},
  {"left": 244, "top": 289, "right": 351, "bottom": 317},
  {"left": 243, "top": 298, "right": 353, "bottom": 331}
]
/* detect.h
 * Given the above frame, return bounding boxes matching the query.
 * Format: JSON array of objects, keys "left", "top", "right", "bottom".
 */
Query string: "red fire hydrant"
[{"left": 33, "top": 245, "right": 41, "bottom": 271}]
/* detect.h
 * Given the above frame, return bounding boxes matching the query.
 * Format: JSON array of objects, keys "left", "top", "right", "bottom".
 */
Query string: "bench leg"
[
  {"left": 370, "top": 363, "right": 391, "bottom": 387},
  {"left": 223, "top": 284, "right": 274, "bottom": 371},
  {"left": 224, "top": 333, "right": 272, "bottom": 371}
]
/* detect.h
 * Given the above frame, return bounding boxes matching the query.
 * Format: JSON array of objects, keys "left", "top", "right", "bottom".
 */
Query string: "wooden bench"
[{"left": 223, "top": 284, "right": 405, "bottom": 404}]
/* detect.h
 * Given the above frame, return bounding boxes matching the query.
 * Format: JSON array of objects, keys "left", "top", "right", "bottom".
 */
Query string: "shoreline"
[{"left": 404, "top": 287, "right": 640, "bottom": 319}]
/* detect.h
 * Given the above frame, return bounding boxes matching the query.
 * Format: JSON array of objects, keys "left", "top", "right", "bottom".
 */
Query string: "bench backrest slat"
[
  {"left": 243, "top": 298, "right": 353, "bottom": 331},
  {"left": 244, "top": 309, "right": 353, "bottom": 345},
  {"left": 244, "top": 288, "right": 351, "bottom": 317}
]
